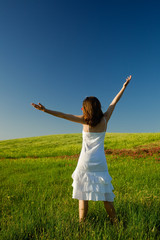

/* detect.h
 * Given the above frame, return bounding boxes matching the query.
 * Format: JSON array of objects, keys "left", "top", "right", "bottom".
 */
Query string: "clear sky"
[{"left": 0, "top": 0, "right": 160, "bottom": 140}]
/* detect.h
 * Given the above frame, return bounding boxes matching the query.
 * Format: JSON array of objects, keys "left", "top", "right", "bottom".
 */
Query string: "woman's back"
[{"left": 83, "top": 117, "right": 107, "bottom": 133}]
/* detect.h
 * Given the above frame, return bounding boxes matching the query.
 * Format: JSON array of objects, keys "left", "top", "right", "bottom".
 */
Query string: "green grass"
[
  {"left": 0, "top": 132, "right": 160, "bottom": 158},
  {"left": 0, "top": 133, "right": 160, "bottom": 239}
]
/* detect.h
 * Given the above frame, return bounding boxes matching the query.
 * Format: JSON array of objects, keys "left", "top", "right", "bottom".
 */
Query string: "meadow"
[{"left": 0, "top": 133, "right": 160, "bottom": 240}]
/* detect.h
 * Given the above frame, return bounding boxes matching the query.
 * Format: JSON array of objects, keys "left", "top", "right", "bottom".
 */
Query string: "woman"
[{"left": 31, "top": 75, "right": 132, "bottom": 225}]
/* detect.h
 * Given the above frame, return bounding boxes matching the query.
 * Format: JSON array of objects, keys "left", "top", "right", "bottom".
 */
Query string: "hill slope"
[{"left": 0, "top": 132, "right": 160, "bottom": 158}]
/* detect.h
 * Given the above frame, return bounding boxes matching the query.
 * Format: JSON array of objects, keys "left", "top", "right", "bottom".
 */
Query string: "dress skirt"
[{"left": 72, "top": 169, "right": 115, "bottom": 202}]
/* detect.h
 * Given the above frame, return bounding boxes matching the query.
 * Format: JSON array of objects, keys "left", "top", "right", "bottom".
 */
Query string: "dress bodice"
[
  {"left": 76, "top": 131, "right": 107, "bottom": 172},
  {"left": 82, "top": 131, "right": 106, "bottom": 153}
]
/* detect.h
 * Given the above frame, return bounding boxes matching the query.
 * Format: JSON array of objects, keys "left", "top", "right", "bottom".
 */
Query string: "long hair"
[{"left": 83, "top": 96, "right": 104, "bottom": 127}]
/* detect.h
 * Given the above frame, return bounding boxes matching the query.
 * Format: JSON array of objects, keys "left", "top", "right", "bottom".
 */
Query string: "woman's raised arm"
[
  {"left": 104, "top": 75, "right": 132, "bottom": 122},
  {"left": 31, "top": 103, "right": 85, "bottom": 124}
]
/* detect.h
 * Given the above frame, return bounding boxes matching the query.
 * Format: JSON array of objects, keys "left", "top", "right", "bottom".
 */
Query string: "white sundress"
[{"left": 71, "top": 130, "right": 115, "bottom": 202}]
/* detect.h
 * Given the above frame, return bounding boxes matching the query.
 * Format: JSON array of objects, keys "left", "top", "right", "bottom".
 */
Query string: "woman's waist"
[
  {"left": 76, "top": 160, "right": 108, "bottom": 172},
  {"left": 78, "top": 151, "right": 106, "bottom": 163},
  {"left": 80, "top": 148, "right": 105, "bottom": 157}
]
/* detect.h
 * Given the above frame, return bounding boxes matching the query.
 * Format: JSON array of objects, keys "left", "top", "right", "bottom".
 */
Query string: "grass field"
[{"left": 0, "top": 133, "right": 160, "bottom": 239}]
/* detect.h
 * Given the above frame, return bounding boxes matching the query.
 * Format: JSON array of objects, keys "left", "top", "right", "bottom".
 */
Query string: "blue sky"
[{"left": 0, "top": 0, "right": 160, "bottom": 140}]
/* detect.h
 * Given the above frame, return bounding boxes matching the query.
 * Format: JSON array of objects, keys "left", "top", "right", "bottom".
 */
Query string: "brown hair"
[{"left": 83, "top": 96, "right": 104, "bottom": 127}]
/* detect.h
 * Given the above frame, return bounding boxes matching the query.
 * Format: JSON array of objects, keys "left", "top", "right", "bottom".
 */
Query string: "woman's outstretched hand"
[
  {"left": 123, "top": 75, "right": 132, "bottom": 88},
  {"left": 31, "top": 103, "right": 46, "bottom": 112}
]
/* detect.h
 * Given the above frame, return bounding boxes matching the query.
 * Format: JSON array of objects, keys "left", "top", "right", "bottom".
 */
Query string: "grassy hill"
[
  {"left": 0, "top": 133, "right": 160, "bottom": 239},
  {"left": 0, "top": 132, "right": 160, "bottom": 158}
]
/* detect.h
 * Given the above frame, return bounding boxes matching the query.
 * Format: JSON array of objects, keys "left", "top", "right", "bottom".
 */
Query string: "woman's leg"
[
  {"left": 103, "top": 201, "right": 117, "bottom": 225},
  {"left": 79, "top": 200, "right": 88, "bottom": 222}
]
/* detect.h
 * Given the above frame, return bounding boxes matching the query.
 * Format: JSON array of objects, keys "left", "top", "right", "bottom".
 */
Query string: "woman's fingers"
[
  {"left": 31, "top": 103, "right": 40, "bottom": 109},
  {"left": 125, "top": 76, "right": 131, "bottom": 86},
  {"left": 123, "top": 75, "right": 131, "bottom": 88},
  {"left": 126, "top": 75, "right": 132, "bottom": 81},
  {"left": 31, "top": 103, "right": 36, "bottom": 107},
  {"left": 31, "top": 102, "right": 45, "bottom": 111},
  {"left": 39, "top": 103, "right": 44, "bottom": 108}
]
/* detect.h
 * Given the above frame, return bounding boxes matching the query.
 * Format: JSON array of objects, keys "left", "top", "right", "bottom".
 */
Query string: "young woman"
[{"left": 31, "top": 75, "right": 132, "bottom": 225}]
